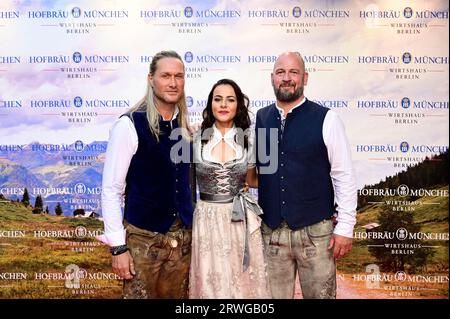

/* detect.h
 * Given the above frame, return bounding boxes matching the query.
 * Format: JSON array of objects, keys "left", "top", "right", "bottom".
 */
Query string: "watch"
[{"left": 110, "top": 244, "right": 129, "bottom": 256}]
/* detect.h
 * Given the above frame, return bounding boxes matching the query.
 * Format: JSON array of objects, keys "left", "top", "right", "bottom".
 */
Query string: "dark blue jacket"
[
  {"left": 255, "top": 99, "right": 334, "bottom": 230},
  {"left": 123, "top": 111, "right": 193, "bottom": 233}
]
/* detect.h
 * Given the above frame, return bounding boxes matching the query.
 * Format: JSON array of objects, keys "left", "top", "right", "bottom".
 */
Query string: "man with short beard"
[{"left": 255, "top": 52, "right": 357, "bottom": 299}]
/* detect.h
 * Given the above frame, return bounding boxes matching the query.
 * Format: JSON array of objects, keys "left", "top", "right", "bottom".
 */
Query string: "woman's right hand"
[{"left": 112, "top": 250, "right": 135, "bottom": 280}]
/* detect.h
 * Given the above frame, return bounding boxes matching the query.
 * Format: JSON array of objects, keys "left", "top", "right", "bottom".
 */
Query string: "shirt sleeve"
[
  {"left": 100, "top": 116, "right": 138, "bottom": 246},
  {"left": 323, "top": 111, "right": 357, "bottom": 238}
]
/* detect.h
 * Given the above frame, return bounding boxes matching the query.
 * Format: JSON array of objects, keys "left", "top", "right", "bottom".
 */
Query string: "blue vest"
[
  {"left": 123, "top": 111, "right": 193, "bottom": 233},
  {"left": 255, "top": 99, "right": 335, "bottom": 230}
]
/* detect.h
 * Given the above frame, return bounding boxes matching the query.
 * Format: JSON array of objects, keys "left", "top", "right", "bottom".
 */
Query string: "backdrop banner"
[{"left": 0, "top": 0, "right": 448, "bottom": 299}]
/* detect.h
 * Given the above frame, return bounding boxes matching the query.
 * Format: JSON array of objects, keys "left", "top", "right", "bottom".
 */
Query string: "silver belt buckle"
[{"left": 170, "top": 238, "right": 178, "bottom": 248}]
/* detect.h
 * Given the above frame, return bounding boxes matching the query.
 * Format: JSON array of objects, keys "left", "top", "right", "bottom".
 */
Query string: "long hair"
[
  {"left": 201, "top": 78, "right": 251, "bottom": 149},
  {"left": 127, "top": 50, "right": 190, "bottom": 141}
]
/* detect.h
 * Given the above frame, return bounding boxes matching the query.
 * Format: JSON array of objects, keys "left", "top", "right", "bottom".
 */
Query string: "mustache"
[{"left": 279, "top": 83, "right": 295, "bottom": 88}]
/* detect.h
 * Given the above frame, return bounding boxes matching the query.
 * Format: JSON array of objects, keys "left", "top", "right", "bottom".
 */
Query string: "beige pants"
[{"left": 261, "top": 219, "right": 336, "bottom": 299}]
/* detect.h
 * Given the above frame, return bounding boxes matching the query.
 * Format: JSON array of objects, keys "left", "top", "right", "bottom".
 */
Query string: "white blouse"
[{"left": 201, "top": 123, "right": 255, "bottom": 168}]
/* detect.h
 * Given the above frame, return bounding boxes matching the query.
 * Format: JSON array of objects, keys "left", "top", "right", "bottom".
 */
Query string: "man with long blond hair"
[{"left": 100, "top": 50, "right": 194, "bottom": 298}]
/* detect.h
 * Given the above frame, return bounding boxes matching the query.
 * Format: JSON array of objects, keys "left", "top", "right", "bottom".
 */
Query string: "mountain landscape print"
[{"left": 1, "top": 141, "right": 106, "bottom": 217}]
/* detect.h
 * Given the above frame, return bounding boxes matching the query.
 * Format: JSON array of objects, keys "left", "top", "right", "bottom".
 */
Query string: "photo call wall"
[{"left": 0, "top": 0, "right": 448, "bottom": 299}]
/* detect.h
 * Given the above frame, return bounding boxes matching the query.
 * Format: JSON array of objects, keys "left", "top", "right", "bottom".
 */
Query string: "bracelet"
[{"left": 110, "top": 245, "right": 129, "bottom": 256}]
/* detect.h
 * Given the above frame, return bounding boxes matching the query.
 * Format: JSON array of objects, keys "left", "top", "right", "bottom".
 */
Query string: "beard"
[{"left": 273, "top": 82, "right": 303, "bottom": 103}]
